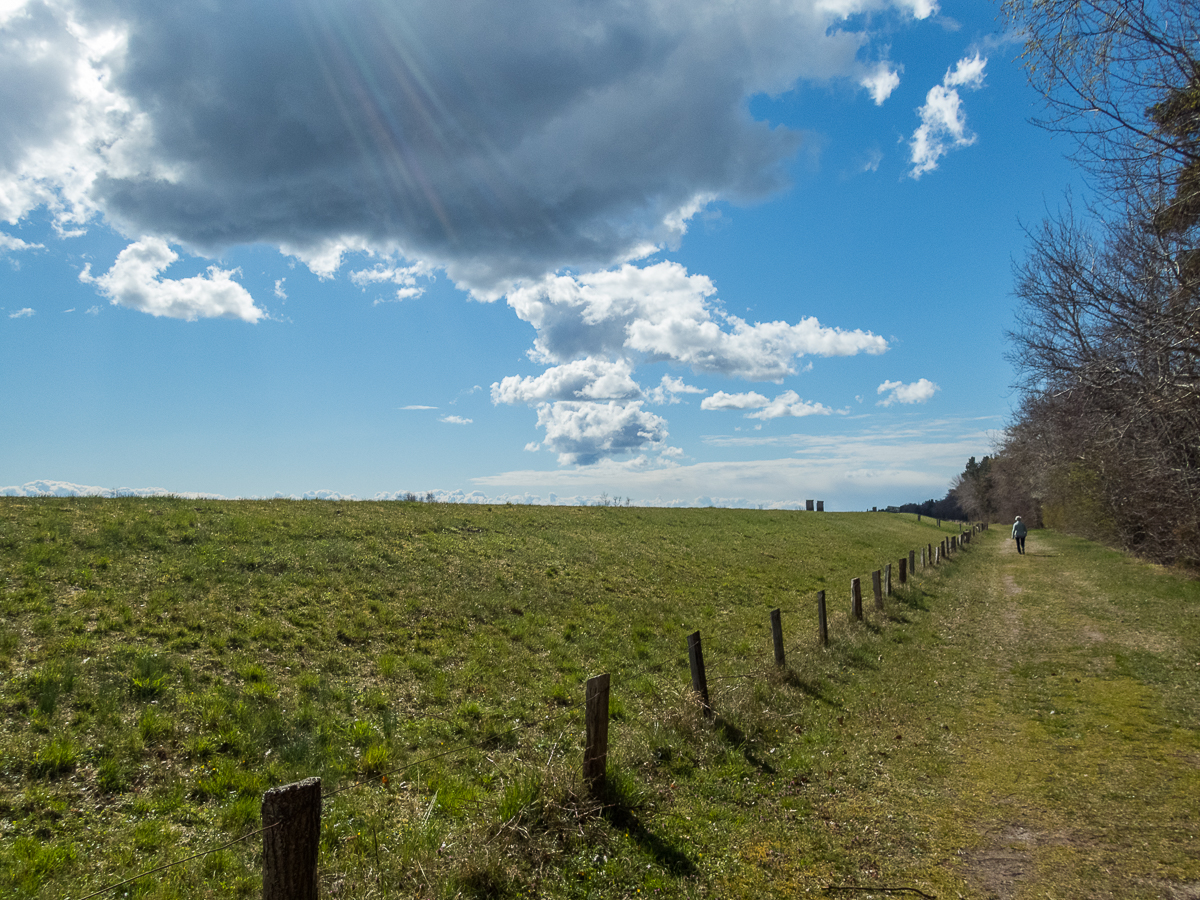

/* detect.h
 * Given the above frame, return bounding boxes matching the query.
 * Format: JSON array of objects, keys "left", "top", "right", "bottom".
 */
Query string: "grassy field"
[{"left": 1, "top": 498, "right": 1196, "bottom": 899}]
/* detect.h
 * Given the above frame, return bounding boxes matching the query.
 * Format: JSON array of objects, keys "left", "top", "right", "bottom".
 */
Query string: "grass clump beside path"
[{"left": 1, "top": 498, "right": 1198, "bottom": 899}]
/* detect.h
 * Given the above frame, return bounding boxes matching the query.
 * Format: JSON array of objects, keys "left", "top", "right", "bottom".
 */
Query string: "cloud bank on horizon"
[{"left": 0, "top": 0, "right": 983, "bottom": 471}]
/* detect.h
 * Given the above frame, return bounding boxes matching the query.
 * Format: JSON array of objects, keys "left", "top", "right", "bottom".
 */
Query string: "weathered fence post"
[
  {"left": 262, "top": 778, "right": 321, "bottom": 900},
  {"left": 770, "top": 608, "right": 785, "bottom": 666},
  {"left": 927, "top": 543, "right": 933, "bottom": 566},
  {"left": 687, "top": 631, "right": 712, "bottom": 718},
  {"left": 817, "top": 590, "right": 828, "bottom": 647},
  {"left": 871, "top": 570, "right": 883, "bottom": 610},
  {"left": 584, "top": 673, "right": 610, "bottom": 796},
  {"left": 851, "top": 577, "right": 863, "bottom": 620},
  {"left": 908, "top": 549, "right": 915, "bottom": 574},
  {"left": 884, "top": 563, "right": 892, "bottom": 597},
  {"left": 899, "top": 557, "right": 907, "bottom": 585},
  {"left": 920, "top": 547, "right": 926, "bottom": 569}
]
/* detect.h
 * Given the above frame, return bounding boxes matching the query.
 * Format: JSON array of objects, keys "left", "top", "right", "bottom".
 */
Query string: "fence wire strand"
[{"left": 73, "top": 821, "right": 279, "bottom": 900}]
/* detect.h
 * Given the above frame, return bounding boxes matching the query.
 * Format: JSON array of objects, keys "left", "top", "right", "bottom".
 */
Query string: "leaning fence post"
[
  {"left": 884, "top": 563, "right": 892, "bottom": 597},
  {"left": 584, "top": 673, "right": 610, "bottom": 796},
  {"left": 687, "top": 631, "right": 712, "bottom": 717},
  {"left": 851, "top": 577, "right": 863, "bottom": 620},
  {"left": 871, "top": 570, "right": 883, "bottom": 610},
  {"left": 816, "top": 590, "right": 828, "bottom": 647},
  {"left": 899, "top": 558, "right": 907, "bottom": 585},
  {"left": 770, "top": 608, "right": 785, "bottom": 666},
  {"left": 262, "top": 777, "right": 321, "bottom": 900}
]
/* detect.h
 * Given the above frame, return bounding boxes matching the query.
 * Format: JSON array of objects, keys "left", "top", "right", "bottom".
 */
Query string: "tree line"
[{"left": 972, "top": 0, "right": 1200, "bottom": 565}]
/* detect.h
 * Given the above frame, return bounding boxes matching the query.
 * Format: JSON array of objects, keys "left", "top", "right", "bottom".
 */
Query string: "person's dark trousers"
[{"left": 1016, "top": 536, "right": 1026, "bottom": 554}]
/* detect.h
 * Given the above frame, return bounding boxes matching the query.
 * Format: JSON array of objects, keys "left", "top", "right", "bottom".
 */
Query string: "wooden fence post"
[
  {"left": 884, "top": 563, "right": 892, "bottom": 597},
  {"left": 770, "top": 608, "right": 785, "bottom": 666},
  {"left": 899, "top": 558, "right": 907, "bottom": 585},
  {"left": 687, "top": 631, "right": 712, "bottom": 717},
  {"left": 584, "top": 673, "right": 610, "bottom": 796},
  {"left": 262, "top": 778, "right": 321, "bottom": 900},
  {"left": 871, "top": 570, "right": 883, "bottom": 610},
  {"left": 817, "top": 590, "right": 828, "bottom": 647},
  {"left": 908, "top": 549, "right": 915, "bottom": 574},
  {"left": 927, "top": 543, "right": 933, "bottom": 567},
  {"left": 851, "top": 577, "right": 863, "bottom": 620}
]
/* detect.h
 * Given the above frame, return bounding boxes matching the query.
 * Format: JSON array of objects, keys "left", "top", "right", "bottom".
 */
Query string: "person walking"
[{"left": 1012, "top": 515, "right": 1028, "bottom": 555}]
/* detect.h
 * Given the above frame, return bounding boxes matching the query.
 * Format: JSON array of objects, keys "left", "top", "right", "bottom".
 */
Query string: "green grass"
[{"left": 0, "top": 498, "right": 1196, "bottom": 898}]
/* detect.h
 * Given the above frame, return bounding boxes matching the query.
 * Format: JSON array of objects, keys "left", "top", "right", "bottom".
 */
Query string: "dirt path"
[{"left": 824, "top": 528, "right": 1200, "bottom": 899}]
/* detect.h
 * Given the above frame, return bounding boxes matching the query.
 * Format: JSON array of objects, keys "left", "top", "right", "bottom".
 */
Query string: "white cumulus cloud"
[
  {"left": 747, "top": 391, "right": 836, "bottom": 420},
  {"left": 351, "top": 262, "right": 434, "bottom": 303},
  {"left": 876, "top": 378, "right": 939, "bottom": 405},
  {"left": 645, "top": 374, "right": 706, "bottom": 405},
  {"left": 8, "top": 307, "right": 34, "bottom": 318},
  {"left": 909, "top": 53, "right": 987, "bottom": 178},
  {"left": 492, "top": 358, "right": 641, "bottom": 405},
  {"left": 702, "top": 389, "right": 834, "bottom": 419},
  {"left": 533, "top": 401, "right": 669, "bottom": 466},
  {"left": 701, "top": 390, "right": 771, "bottom": 411},
  {"left": 497, "top": 261, "right": 885, "bottom": 464},
  {"left": 860, "top": 62, "right": 901, "bottom": 105},
  {"left": 79, "top": 237, "right": 264, "bottom": 322},
  {"left": 0, "top": 232, "right": 42, "bottom": 253},
  {"left": 507, "top": 261, "right": 887, "bottom": 381}
]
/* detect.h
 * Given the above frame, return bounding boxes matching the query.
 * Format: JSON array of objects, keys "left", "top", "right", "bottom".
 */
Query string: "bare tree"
[
  {"left": 1003, "top": 0, "right": 1200, "bottom": 214},
  {"left": 1000, "top": 0, "right": 1200, "bottom": 562},
  {"left": 1005, "top": 201, "right": 1200, "bottom": 559}
]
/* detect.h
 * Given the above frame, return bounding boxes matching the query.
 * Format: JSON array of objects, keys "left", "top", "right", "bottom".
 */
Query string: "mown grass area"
[
  {"left": 0, "top": 497, "right": 961, "bottom": 899},
  {"left": 795, "top": 528, "right": 1200, "bottom": 899}
]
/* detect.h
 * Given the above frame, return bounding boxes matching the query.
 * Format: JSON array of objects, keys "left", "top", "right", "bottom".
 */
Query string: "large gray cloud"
[{"left": 1, "top": 0, "right": 930, "bottom": 294}]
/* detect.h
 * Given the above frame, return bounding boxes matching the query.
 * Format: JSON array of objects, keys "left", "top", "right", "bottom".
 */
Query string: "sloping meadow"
[{"left": 0, "top": 497, "right": 960, "bottom": 898}]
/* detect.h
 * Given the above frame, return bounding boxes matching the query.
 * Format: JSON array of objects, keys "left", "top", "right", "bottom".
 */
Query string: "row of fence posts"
[{"left": 260, "top": 522, "right": 987, "bottom": 898}]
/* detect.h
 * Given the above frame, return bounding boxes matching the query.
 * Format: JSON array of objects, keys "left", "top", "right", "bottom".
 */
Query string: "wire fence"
[{"left": 68, "top": 521, "right": 986, "bottom": 898}]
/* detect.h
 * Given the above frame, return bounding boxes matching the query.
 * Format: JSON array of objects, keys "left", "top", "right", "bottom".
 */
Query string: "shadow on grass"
[
  {"left": 713, "top": 715, "right": 777, "bottom": 775},
  {"left": 829, "top": 640, "right": 880, "bottom": 675},
  {"left": 602, "top": 803, "right": 698, "bottom": 877},
  {"left": 892, "top": 586, "right": 931, "bottom": 612},
  {"left": 780, "top": 668, "right": 842, "bottom": 706}
]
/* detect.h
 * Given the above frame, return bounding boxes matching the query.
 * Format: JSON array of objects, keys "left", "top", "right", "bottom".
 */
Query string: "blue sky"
[{"left": 0, "top": 0, "right": 1081, "bottom": 507}]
